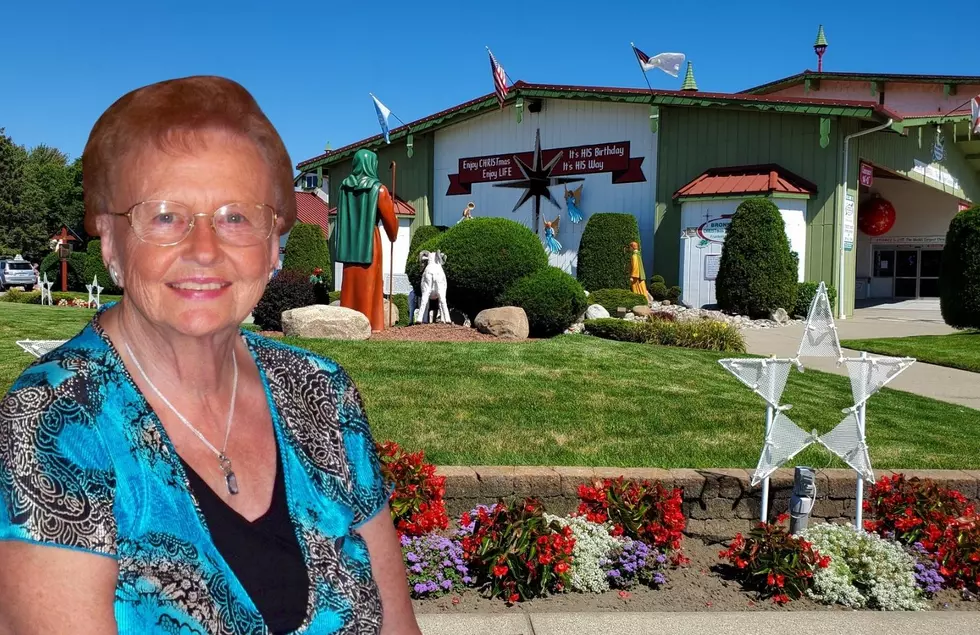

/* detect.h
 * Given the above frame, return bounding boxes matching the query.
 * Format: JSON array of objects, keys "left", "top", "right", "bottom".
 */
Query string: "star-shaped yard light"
[
  {"left": 40, "top": 273, "right": 54, "bottom": 306},
  {"left": 494, "top": 128, "right": 583, "bottom": 233},
  {"left": 86, "top": 275, "right": 103, "bottom": 308},
  {"left": 719, "top": 282, "right": 915, "bottom": 528}
]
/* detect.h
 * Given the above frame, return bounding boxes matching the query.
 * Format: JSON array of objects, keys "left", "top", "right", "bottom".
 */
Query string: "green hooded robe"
[{"left": 331, "top": 149, "right": 382, "bottom": 264}]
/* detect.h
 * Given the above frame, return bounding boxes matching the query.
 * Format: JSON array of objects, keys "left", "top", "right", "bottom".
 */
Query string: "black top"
[{"left": 180, "top": 446, "right": 309, "bottom": 634}]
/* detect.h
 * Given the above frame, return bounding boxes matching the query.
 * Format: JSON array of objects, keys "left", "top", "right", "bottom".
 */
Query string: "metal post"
[
  {"left": 388, "top": 161, "right": 397, "bottom": 329},
  {"left": 855, "top": 351, "right": 869, "bottom": 531},
  {"left": 760, "top": 404, "right": 774, "bottom": 523}
]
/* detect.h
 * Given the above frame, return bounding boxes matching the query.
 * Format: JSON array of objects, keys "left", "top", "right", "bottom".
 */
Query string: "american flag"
[{"left": 488, "top": 48, "right": 509, "bottom": 108}]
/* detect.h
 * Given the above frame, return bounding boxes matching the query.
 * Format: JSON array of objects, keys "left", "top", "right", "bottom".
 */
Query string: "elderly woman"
[{"left": 0, "top": 76, "right": 421, "bottom": 635}]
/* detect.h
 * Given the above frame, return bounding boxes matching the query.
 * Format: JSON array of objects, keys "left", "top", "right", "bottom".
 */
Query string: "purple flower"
[
  {"left": 413, "top": 583, "right": 426, "bottom": 594},
  {"left": 653, "top": 573, "right": 667, "bottom": 585},
  {"left": 607, "top": 569, "right": 622, "bottom": 578},
  {"left": 441, "top": 579, "right": 453, "bottom": 590},
  {"left": 406, "top": 552, "right": 419, "bottom": 563}
]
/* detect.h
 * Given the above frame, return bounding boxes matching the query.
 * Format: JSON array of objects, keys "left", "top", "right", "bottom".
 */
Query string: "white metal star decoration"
[
  {"left": 86, "top": 275, "right": 103, "bottom": 308},
  {"left": 719, "top": 282, "right": 915, "bottom": 524},
  {"left": 40, "top": 274, "right": 54, "bottom": 306}
]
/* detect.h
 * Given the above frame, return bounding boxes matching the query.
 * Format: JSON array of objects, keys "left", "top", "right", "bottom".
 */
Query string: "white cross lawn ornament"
[
  {"left": 718, "top": 282, "right": 915, "bottom": 529},
  {"left": 86, "top": 275, "right": 103, "bottom": 308},
  {"left": 40, "top": 273, "right": 54, "bottom": 306},
  {"left": 16, "top": 340, "right": 68, "bottom": 358}
]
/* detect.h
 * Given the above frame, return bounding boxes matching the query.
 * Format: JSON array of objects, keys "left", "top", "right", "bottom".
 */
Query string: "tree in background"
[
  {"left": 576, "top": 213, "right": 640, "bottom": 291},
  {"left": 282, "top": 222, "right": 332, "bottom": 283},
  {"left": 715, "top": 198, "right": 798, "bottom": 319},
  {"left": 940, "top": 206, "right": 980, "bottom": 330},
  {"left": 0, "top": 130, "right": 86, "bottom": 262}
]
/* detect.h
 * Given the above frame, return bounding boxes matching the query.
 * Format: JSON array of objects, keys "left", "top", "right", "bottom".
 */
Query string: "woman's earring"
[
  {"left": 268, "top": 269, "right": 274, "bottom": 281},
  {"left": 109, "top": 265, "right": 122, "bottom": 288}
]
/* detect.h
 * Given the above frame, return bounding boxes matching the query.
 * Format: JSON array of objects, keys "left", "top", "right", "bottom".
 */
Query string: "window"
[
  {"left": 7, "top": 262, "right": 32, "bottom": 270},
  {"left": 304, "top": 174, "right": 318, "bottom": 189}
]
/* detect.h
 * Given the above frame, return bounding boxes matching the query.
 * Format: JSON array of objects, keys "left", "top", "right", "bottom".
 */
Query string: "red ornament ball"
[{"left": 858, "top": 196, "right": 896, "bottom": 236}]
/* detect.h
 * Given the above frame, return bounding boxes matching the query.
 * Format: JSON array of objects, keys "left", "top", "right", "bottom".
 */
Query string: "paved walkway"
[
  {"left": 418, "top": 611, "right": 980, "bottom": 634},
  {"left": 741, "top": 307, "right": 980, "bottom": 411}
]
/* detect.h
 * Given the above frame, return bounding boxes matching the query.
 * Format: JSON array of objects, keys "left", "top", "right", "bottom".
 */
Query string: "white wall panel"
[{"left": 432, "top": 100, "right": 658, "bottom": 276}]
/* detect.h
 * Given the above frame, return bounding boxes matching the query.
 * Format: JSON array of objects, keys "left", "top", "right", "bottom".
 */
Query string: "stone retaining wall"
[{"left": 437, "top": 467, "right": 980, "bottom": 538}]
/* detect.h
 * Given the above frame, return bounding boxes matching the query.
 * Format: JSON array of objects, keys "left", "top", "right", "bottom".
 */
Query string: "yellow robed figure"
[{"left": 627, "top": 240, "right": 650, "bottom": 298}]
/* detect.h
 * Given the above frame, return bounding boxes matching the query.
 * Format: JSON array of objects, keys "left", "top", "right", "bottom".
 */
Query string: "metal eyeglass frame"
[{"left": 114, "top": 200, "right": 279, "bottom": 247}]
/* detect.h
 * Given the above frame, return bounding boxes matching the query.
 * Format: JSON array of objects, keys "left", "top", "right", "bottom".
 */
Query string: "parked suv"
[{"left": 0, "top": 256, "right": 37, "bottom": 291}]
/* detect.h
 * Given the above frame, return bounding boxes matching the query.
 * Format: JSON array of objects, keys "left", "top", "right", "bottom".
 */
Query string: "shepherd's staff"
[{"left": 388, "top": 161, "right": 397, "bottom": 328}]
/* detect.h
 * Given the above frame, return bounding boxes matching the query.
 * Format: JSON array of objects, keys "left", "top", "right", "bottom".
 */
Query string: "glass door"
[
  {"left": 894, "top": 250, "right": 918, "bottom": 298},
  {"left": 919, "top": 250, "right": 942, "bottom": 297}
]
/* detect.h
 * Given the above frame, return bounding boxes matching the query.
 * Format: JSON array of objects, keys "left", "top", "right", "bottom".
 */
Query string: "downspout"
[{"left": 837, "top": 117, "right": 893, "bottom": 319}]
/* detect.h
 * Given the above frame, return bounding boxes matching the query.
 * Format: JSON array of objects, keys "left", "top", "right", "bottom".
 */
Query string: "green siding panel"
[
  {"left": 655, "top": 107, "right": 842, "bottom": 290},
  {"left": 327, "top": 134, "right": 435, "bottom": 238}
]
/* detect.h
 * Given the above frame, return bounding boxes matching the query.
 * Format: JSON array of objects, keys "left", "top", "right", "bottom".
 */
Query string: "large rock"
[
  {"left": 281, "top": 305, "right": 371, "bottom": 340},
  {"left": 770, "top": 308, "right": 790, "bottom": 325},
  {"left": 382, "top": 299, "right": 399, "bottom": 328},
  {"left": 632, "top": 305, "right": 652, "bottom": 317},
  {"left": 474, "top": 306, "right": 529, "bottom": 340},
  {"left": 585, "top": 304, "right": 610, "bottom": 320}
]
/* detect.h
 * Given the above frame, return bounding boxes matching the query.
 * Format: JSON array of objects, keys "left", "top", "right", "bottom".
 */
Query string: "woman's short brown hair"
[{"left": 82, "top": 75, "right": 296, "bottom": 235}]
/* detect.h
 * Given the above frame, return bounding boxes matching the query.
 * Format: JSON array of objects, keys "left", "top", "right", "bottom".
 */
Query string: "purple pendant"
[
  {"left": 219, "top": 455, "right": 239, "bottom": 495},
  {"left": 225, "top": 471, "right": 239, "bottom": 495}
]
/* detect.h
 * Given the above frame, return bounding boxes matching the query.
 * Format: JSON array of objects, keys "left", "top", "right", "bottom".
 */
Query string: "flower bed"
[{"left": 380, "top": 443, "right": 979, "bottom": 611}]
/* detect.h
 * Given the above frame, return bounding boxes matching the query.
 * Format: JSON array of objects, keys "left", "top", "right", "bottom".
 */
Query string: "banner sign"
[
  {"left": 696, "top": 216, "right": 731, "bottom": 244},
  {"left": 447, "top": 140, "right": 646, "bottom": 195}
]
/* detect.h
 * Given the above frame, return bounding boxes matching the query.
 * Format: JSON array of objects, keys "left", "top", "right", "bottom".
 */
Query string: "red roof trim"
[
  {"left": 673, "top": 164, "right": 818, "bottom": 199},
  {"left": 296, "top": 81, "right": 900, "bottom": 169}
]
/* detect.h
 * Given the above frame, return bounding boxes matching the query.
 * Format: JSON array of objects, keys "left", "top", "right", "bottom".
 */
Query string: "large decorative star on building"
[
  {"left": 494, "top": 129, "right": 583, "bottom": 232},
  {"left": 719, "top": 283, "right": 915, "bottom": 487}
]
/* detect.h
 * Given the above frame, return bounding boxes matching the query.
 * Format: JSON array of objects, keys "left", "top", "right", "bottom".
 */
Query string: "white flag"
[
  {"left": 370, "top": 93, "right": 391, "bottom": 144},
  {"left": 632, "top": 44, "right": 685, "bottom": 77}
]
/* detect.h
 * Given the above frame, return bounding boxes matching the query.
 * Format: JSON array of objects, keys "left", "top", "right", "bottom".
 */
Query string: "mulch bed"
[
  {"left": 370, "top": 323, "right": 533, "bottom": 343},
  {"left": 414, "top": 535, "right": 978, "bottom": 614}
]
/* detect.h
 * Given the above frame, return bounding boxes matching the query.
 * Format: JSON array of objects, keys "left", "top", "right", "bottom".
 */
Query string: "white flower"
[
  {"left": 800, "top": 523, "right": 924, "bottom": 611},
  {"left": 545, "top": 514, "right": 624, "bottom": 593}
]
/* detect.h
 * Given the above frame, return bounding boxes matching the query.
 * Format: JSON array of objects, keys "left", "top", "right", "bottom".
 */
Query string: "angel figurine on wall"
[
  {"left": 564, "top": 184, "right": 583, "bottom": 223},
  {"left": 543, "top": 215, "right": 562, "bottom": 254}
]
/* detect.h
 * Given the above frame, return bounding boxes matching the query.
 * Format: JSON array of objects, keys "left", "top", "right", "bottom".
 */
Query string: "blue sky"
[{"left": 1, "top": 0, "right": 972, "bottom": 173}]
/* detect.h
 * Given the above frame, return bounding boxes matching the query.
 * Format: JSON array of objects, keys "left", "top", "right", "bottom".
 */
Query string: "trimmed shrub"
[
  {"left": 649, "top": 274, "right": 665, "bottom": 286},
  {"left": 794, "top": 282, "right": 837, "bottom": 319},
  {"left": 649, "top": 282, "right": 668, "bottom": 301},
  {"left": 252, "top": 270, "right": 316, "bottom": 332},
  {"left": 420, "top": 217, "right": 548, "bottom": 319},
  {"left": 584, "top": 317, "right": 746, "bottom": 352},
  {"left": 408, "top": 225, "right": 447, "bottom": 259},
  {"left": 499, "top": 266, "right": 588, "bottom": 336},
  {"left": 84, "top": 240, "right": 122, "bottom": 295},
  {"left": 666, "top": 286, "right": 681, "bottom": 304},
  {"left": 40, "top": 251, "right": 88, "bottom": 292},
  {"left": 577, "top": 213, "right": 640, "bottom": 291},
  {"left": 589, "top": 288, "right": 647, "bottom": 314},
  {"left": 716, "top": 198, "right": 799, "bottom": 319},
  {"left": 282, "top": 222, "right": 332, "bottom": 286},
  {"left": 940, "top": 206, "right": 980, "bottom": 329}
]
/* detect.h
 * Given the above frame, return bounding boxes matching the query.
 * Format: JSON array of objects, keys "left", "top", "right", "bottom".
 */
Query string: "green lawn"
[
  {"left": 842, "top": 331, "right": 980, "bottom": 374},
  {"left": 2, "top": 303, "right": 978, "bottom": 469}
]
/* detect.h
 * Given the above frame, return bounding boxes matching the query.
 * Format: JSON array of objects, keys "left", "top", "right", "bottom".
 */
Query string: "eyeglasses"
[{"left": 115, "top": 200, "right": 278, "bottom": 247}]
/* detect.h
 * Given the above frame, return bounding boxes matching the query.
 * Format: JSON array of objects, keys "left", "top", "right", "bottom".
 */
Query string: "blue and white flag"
[{"left": 370, "top": 93, "right": 392, "bottom": 144}]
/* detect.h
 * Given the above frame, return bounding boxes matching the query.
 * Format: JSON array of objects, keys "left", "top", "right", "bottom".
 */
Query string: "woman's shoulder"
[{"left": 241, "top": 330, "right": 352, "bottom": 382}]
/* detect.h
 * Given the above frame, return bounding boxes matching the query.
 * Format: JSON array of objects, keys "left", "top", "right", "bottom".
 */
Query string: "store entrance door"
[{"left": 872, "top": 247, "right": 942, "bottom": 298}]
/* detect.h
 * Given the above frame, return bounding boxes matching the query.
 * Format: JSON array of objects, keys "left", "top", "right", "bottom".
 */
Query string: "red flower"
[
  {"left": 818, "top": 555, "right": 831, "bottom": 569},
  {"left": 493, "top": 565, "right": 508, "bottom": 578},
  {"left": 772, "top": 593, "right": 790, "bottom": 605},
  {"left": 777, "top": 513, "right": 789, "bottom": 524},
  {"left": 554, "top": 562, "right": 570, "bottom": 575},
  {"left": 508, "top": 593, "right": 520, "bottom": 604}
]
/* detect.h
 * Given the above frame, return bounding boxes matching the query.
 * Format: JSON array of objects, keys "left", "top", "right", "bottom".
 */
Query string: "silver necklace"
[{"left": 124, "top": 341, "right": 241, "bottom": 495}]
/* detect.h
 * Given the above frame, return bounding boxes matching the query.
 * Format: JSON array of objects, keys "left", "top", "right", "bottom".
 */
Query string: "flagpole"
[
  {"left": 388, "top": 161, "right": 397, "bottom": 329},
  {"left": 630, "top": 42, "right": 654, "bottom": 92}
]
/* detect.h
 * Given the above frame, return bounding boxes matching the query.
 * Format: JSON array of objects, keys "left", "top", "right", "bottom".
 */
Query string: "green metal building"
[{"left": 297, "top": 69, "right": 979, "bottom": 317}]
